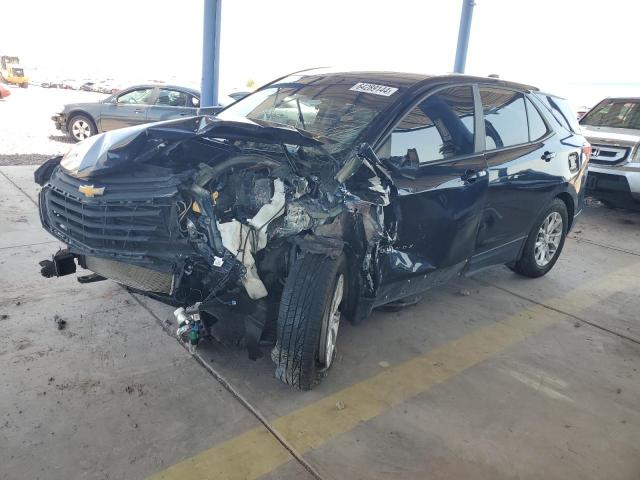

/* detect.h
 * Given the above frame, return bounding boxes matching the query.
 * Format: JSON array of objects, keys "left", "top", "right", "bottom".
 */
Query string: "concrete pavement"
[{"left": 1, "top": 165, "right": 638, "bottom": 480}]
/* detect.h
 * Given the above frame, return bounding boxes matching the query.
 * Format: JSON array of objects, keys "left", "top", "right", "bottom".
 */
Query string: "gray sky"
[{"left": 3, "top": 0, "right": 639, "bottom": 106}]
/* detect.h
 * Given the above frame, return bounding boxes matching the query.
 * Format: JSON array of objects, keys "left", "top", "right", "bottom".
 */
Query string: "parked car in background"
[
  {"left": 196, "top": 92, "right": 246, "bottom": 116},
  {"left": 41, "top": 78, "right": 65, "bottom": 89},
  {"left": 576, "top": 106, "right": 590, "bottom": 120},
  {"left": 80, "top": 81, "right": 97, "bottom": 91},
  {"left": 580, "top": 97, "right": 640, "bottom": 206},
  {"left": 62, "top": 78, "right": 91, "bottom": 90},
  {"left": 59, "top": 79, "right": 77, "bottom": 90},
  {"left": 52, "top": 84, "right": 201, "bottom": 142},
  {"left": 228, "top": 91, "right": 250, "bottom": 101},
  {"left": 93, "top": 79, "right": 121, "bottom": 94},
  {"left": 36, "top": 70, "right": 589, "bottom": 389}
]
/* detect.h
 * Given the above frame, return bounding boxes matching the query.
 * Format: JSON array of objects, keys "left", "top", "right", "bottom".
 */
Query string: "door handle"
[
  {"left": 541, "top": 151, "right": 556, "bottom": 162},
  {"left": 179, "top": 113, "right": 189, "bottom": 116},
  {"left": 134, "top": 109, "right": 143, "bottom": 114},
  {"left": 462, "top": 169, "right": 487, "bottom": 183}
]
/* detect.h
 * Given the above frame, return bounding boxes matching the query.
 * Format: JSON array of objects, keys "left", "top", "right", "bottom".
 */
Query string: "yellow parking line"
[
  {"left": 148, "top": 263, "right": 638, "bottom": 480},
  {"left": 150, "top": 426, "right": 292, "bottom": 480}
]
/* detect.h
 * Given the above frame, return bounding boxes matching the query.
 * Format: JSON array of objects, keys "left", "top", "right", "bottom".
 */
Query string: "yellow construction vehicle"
[{"left": 1, "top": 56, "right": 28, "bottom": 88}]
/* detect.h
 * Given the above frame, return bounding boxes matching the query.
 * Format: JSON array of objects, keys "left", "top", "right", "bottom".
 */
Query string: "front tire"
[
  {"left": 510, "top": 198, "right": 568, "bottom": 278},
  {"left": 68, "top": 114, "right": 96, "bottom": 142},
  {"left": 272, "top": 252, "right": 346, "bottom": 390}
]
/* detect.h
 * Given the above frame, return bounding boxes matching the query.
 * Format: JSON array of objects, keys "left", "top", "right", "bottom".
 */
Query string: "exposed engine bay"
[{"left": 36, "top": 116, "right": 398, "bottom": 363}]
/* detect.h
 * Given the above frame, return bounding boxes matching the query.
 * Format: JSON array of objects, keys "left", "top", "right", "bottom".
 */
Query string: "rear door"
[
  {"left": 99, "top": 87, "right": 156, "bottom": 131},
  {"left": 374, "top": 85, "right": 488, "bottom": 301},
  {"left": 145, "top": 88, "right": 200, "bottom": 123},
  {"left": 470, "top": 86, "right": 561, "bottom": 270}
]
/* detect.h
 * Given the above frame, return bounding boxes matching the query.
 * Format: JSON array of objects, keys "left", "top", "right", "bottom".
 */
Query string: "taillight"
[{"left": 581, "top": 143, "right": 592, "bottom": 163}]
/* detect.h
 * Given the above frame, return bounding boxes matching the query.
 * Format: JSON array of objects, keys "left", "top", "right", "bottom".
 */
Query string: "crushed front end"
[{"left": 35, "top": 115, "right": 395, "bottom": 360}]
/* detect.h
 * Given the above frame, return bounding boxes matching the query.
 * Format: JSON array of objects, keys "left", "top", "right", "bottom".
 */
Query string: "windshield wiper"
[
  {"left": 295, "top": 98, "right": 306, "bottom": 130},
  {"left": 281, "top": 144, "right": 300, "bottom": 174}
]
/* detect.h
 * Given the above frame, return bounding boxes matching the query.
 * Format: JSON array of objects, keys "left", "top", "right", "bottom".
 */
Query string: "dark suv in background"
[
  {"left": 52, "top": 84, "right": 201, "bottom": 142},
  {"left": 36, "top": 70, "right": 589, "bottom": 389}
]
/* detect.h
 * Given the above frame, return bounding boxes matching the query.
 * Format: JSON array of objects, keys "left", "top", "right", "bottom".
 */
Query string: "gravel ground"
[{"left": 0, "top": 85, "right": 107, "bottom": 165}]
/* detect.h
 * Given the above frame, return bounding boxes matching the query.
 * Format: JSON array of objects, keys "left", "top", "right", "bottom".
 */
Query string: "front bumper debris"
[
  {"left": 39, "top": 249, "right": 76, "bottom": 278},
  {"left": 52, "top": 113, "right": 66, "bottom": 132}
]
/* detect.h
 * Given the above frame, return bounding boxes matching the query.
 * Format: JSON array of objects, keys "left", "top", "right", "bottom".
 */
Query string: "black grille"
[{"left": 41, "top": 167, "right": 186, "bottom": 255}]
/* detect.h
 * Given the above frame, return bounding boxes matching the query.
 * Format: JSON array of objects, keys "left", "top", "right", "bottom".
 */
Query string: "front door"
[
  {"left": 374, "top": 85, "right": 488, "bottom": 303},
  {"left": 146, "top": 88, "right": 199, "bottom": 123},
  {"left": 100, "top": 87, "right": 156, "bottom": 131}
]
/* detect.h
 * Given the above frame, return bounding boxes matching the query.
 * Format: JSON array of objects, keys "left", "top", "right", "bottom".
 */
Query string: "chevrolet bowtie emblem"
[{"left": 78, "top": 184, "right": 105, "bottom": 197}]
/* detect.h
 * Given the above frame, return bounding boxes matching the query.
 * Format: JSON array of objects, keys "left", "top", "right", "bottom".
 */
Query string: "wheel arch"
[
  {"left": 528, "top": 187, "right": 577, "bottom": 236},
  {"left": 512, "top": 188, "right": 575, "bottom": 266},
  {"left": 288, "top": 235, "right": 358, "bottom": 322},
  {"left": 66, "top": 110, "right": 98, "bottom": 132},
  {"left": 556, "top": 191, "right": 575, "bottom": 230}
]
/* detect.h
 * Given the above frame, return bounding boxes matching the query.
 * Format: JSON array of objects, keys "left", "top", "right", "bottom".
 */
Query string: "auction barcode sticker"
[{"left": 349, "top": 82, "right": 398, "bottom": 96}]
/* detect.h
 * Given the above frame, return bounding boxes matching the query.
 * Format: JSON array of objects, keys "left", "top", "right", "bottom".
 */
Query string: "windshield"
[
  {"left": 581, "top": 99, "right": 640, "bottom": 130},
  {"left": 217, "top": 74, "right": 401, "bottom": 153}
]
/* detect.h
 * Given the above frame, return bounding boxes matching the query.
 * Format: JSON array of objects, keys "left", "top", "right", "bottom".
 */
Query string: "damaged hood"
[{"left": 60, "top": 115, "right": 324, "bottom": 179}]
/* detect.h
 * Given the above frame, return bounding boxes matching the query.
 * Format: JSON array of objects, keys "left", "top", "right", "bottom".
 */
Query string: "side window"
[
  {"left": 535, "top": 93, "right": 580, "bottom": 133},
  {"left": 480, "top": 88, "right": 528, "bottom": 149},
  {"left": 526, "top": 98, "right": 548, "bottom": 141},
  {"left": 155, "top": 89, "right": 188, "bottom": 107},
  {"left": 377, "top": 86, "right": 475, "bottom": 167},
  {"left": 117, "top": 88, "right": 154, "bottom": 105}
]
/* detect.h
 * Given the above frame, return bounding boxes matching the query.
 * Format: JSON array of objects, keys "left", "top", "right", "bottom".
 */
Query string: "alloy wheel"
[
  {"left": 71, "top": 119, "right": 91, "bottom": 141},
  {"left": 319, "top": 274, "right": 344, "bottom": 367},
  {"left": 534, "top": 211, "right": 563, "bottom": 267}
]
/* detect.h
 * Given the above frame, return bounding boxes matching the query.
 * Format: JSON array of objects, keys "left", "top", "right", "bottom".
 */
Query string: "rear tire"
[
  {"left": 272, "top": 252, "right": 346, "bottom": 390},
  {"left": 68, "top": 114, "right": 97, "bottom": 142},
  {"left": 510, "top": 198, "right": 568, "bottom": 278}
]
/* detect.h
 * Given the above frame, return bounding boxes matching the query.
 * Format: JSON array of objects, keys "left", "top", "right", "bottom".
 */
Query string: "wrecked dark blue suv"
[{"left": 35, "top": 69, "right": 590, "bottom": 389}]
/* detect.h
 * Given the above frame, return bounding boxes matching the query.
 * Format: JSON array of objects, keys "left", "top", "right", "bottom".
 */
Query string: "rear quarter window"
[
  {"left": 533, "top": 93, "right": 580, "bottom": 133},
  {"left": 526, "top": 98, "right": 549, "bottom": 141}
]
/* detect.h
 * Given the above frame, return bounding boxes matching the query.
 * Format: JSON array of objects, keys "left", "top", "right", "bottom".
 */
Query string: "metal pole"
[
  {"left": 453, "top": 0, "right": 475, "bottom": 73},
  {"left": 201, "top": 0, "right": 221, "bottom": 107}
]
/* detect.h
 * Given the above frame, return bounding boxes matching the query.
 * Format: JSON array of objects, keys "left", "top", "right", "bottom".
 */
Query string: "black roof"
[{"left": 278, "top": 68, "right": 539, "bottom": 93}]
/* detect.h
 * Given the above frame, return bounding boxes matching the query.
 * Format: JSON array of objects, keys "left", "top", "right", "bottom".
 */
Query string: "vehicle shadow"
[
  {"left": 48, "top": 135, "right": 73, "bottom": 144},
  {"left": 586, "top": 194, "right": 640, "bottom": 213}
]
